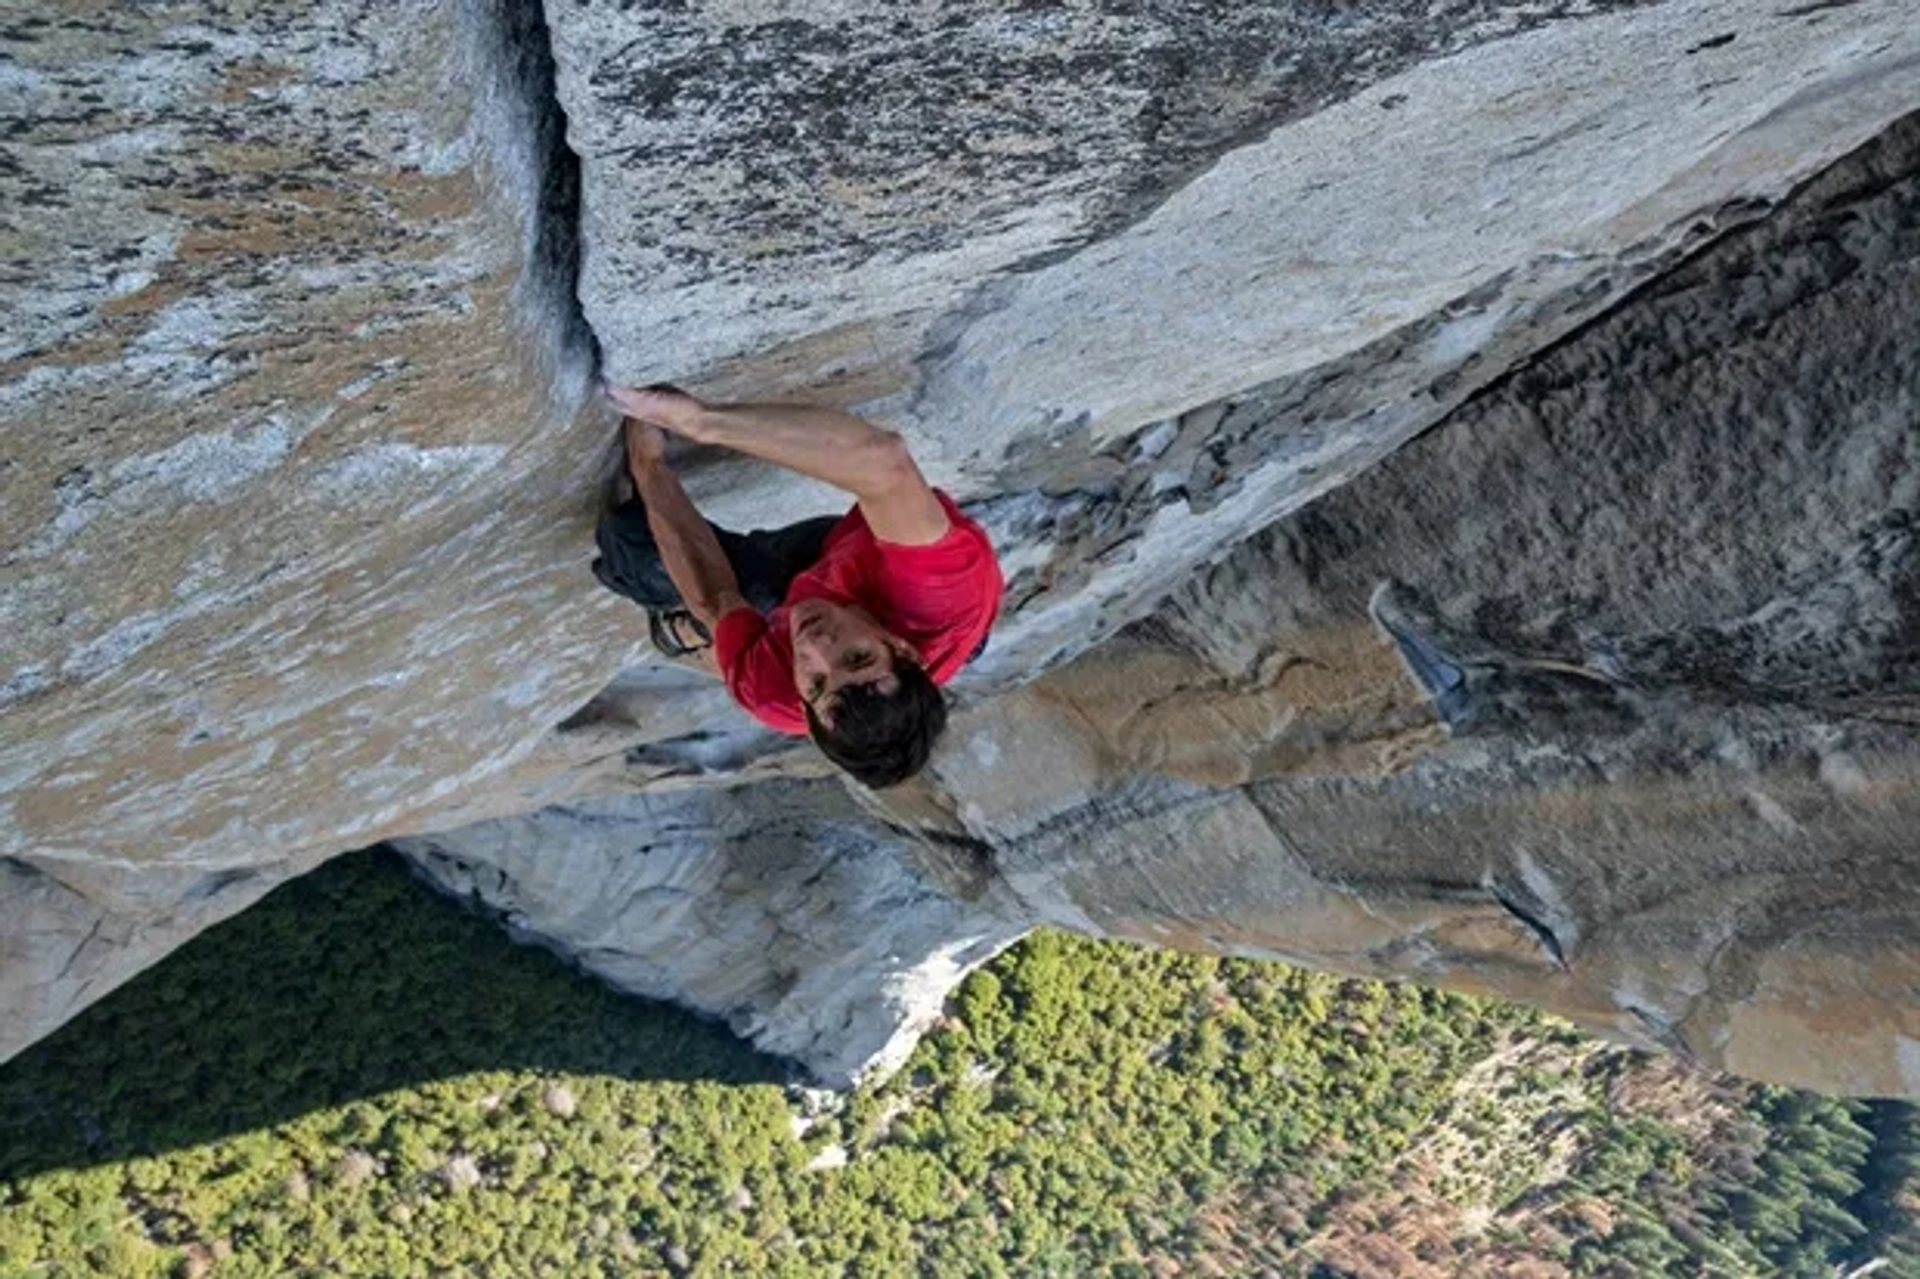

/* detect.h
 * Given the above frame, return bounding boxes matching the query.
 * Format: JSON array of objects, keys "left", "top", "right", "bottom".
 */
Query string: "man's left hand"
[{"left": 609, "top": 384, "right": 707, "bottom": 437}]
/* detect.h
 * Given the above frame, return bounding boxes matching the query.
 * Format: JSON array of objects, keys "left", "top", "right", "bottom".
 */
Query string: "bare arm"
[
  {"left": 608, "top": 386, "right": 951, "bottom": 546},
  {"left": 626, "top": 422, "right": 749, "bottom": 628}
]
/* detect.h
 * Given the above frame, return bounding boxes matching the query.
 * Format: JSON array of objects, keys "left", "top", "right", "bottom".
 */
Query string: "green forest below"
[{"left": 2, "top": 849, "right": 1914, "bottom": 1277}]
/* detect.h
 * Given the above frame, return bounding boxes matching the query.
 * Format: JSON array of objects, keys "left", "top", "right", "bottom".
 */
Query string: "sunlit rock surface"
[
  {"left": 395, "top": 111, "right": 1920, "bottom": 1094},
  {"left": 568, "top": 0, "right": 1918, "bottom": 540},
  {"left": 4, "top": 0, "right": 1919, "bottom": 1092},
  {"left": 394, "top": 780, "right": 1024, "bottom": 1087},
  {"left": 0, "top": 0, "right": 629, "bottom": 1059}
]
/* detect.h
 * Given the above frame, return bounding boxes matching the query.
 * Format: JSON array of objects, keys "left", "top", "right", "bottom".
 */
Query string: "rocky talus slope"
[{"left": 5, "top": 0, "right": 1918, "bottom": 1092}]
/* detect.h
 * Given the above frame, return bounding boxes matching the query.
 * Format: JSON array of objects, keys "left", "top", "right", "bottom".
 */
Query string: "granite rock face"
[
  {"left": 568, "top": 0, "right": 1918, "bottom": 525},
  {"left": 907, "top": 113, "right": 1920, "bottom": 1095},
  {"left": 0, "top": 0, "right": 630, "bottom": 1059},
  {"left": 395, "top": 780, "right": 1024, "bottom": 1087},
  {"left": 4, "top": 0, "right": 1920, "bottom": 1094}
]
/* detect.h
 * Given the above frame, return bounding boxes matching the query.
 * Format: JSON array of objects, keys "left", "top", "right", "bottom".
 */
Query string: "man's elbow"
[{"left": 864, "top": 431, "right": 921, "bottom": 495}]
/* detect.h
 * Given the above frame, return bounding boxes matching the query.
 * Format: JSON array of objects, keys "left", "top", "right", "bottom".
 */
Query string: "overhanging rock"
[
  {"left": 394, "top": 779, "right": 1025, "bottom": 1088},
  {"left": 0, "top": 0, "right": 628, "bottom": 1060},
  {"left": 559, "top": 0, "right": 1920, "bottom": 688},
  {"left": 911, "top": 109, "right": 1920, "bottom": 1095}
]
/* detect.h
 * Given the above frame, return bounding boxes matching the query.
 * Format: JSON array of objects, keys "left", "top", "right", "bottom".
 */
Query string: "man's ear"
[{"left": 882, "top": 633, "right": 924, "bottom": 666}]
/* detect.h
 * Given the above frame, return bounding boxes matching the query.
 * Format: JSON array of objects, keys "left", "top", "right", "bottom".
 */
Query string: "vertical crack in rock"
[
  {"left": 461, "top": 0, "right": 600, "bottom": 391},
  {"left": 2, "top": 0, "right": 641, "bottom": 1066}
]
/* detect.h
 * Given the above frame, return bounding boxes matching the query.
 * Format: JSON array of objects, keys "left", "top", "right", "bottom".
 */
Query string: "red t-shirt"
[{"left": 713, "top": 491, "right": 1002, "bottom": 735}]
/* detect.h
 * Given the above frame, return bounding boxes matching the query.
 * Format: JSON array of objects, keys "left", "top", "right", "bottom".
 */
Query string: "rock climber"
[{"left": 591, "top": 385, "right": 1002, "bottom": 788}]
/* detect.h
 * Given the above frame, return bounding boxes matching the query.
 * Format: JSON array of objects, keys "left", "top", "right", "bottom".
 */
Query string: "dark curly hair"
[{"left": 805, "top": 656, "right": 948, "bottom": 788}]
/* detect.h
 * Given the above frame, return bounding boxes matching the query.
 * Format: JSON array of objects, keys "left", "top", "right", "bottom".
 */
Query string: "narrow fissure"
[{"left": 464, "top": 0, "right": 601, "bottom": 384}]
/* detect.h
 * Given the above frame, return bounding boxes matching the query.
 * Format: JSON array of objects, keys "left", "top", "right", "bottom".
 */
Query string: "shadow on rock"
[{"left": 0, "top": 848, "right": 785, "bottom": 1184}]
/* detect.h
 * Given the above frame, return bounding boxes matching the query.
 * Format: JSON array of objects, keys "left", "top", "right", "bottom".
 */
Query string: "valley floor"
[{"left": 1, "top": 850, "right": 1913, "bottom": 1277}]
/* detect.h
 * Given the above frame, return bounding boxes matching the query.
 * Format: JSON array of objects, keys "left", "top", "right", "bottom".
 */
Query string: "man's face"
[{"left": 789, "top": 598, "right": 916, "bottom": 725}]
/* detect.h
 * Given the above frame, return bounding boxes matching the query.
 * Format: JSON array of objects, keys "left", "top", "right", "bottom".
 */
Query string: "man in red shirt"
[{"left": 592, "top": 385, "right": 1002, "bottom": 788}]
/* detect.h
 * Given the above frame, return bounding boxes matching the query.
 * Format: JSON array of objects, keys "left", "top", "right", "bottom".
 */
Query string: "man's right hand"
[{"left": 608, "top": 384, "right": 707, "bottom": 437}]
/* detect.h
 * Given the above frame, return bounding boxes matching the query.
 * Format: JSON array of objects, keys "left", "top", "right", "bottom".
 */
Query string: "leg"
[
  {"left": 593, "top": 498, "right": 721, "bottom": 660},
  {"left": 591, "top": 497, "right": 686, "bottom": 610},
  {"left": 593, "top": 500, "right": 838, "bottom": 616}
]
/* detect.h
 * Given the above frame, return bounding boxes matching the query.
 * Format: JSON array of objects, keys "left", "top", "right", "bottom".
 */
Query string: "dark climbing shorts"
[{"left": 591, "top": 499, "right": 842, "bottom": 618}]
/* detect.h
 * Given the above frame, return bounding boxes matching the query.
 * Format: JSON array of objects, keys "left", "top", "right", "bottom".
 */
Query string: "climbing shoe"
[{"left": 647, "top": 608, "right": 712, "bottom": 659}]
